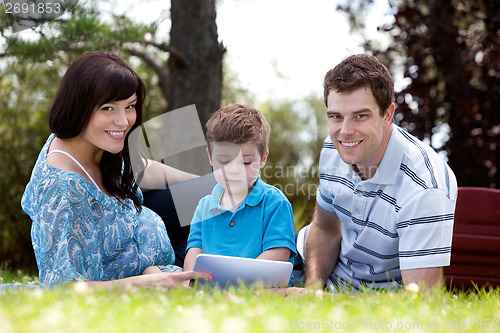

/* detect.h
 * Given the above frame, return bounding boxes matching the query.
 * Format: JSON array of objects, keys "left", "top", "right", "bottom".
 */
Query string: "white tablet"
[{"left": 192, "top": 254, "right": 293, "bottom": 288}]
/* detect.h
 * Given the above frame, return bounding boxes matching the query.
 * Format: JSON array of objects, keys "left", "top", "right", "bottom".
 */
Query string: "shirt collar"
[
  {"left": 208, "top": 175, "right": 266, "bottom": 214},
  {"left": 370, "top": 124, "right": 404, "bottom": 185}
]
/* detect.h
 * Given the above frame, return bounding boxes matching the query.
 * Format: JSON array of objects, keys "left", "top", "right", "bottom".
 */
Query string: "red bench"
[{"left": 443, "top": 187, "right": 500, "bottom": 291}]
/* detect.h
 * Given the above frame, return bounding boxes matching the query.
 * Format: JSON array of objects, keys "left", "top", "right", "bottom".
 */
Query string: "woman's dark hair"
[{"left": 49, "top": 51, "right": 146, "bottom": 211}]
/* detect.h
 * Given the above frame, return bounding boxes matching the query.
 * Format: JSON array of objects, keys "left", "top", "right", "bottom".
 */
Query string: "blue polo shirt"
[{"left": 187, "top": 177, "right": 296, "bottom": 262}]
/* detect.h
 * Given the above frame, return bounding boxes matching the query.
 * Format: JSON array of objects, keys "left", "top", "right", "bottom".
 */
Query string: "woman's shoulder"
[{"left": 22, "top": 135, "right": 96, "bottom": 216}]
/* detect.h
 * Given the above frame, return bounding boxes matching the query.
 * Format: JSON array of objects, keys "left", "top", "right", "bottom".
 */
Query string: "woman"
[{"left": 21, "top": 51, "right": 209, "bottom": 289}]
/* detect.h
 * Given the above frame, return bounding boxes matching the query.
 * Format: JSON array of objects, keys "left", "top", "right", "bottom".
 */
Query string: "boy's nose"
[{"left": 226, "top": 161, "right": 240, "bottom": 174}]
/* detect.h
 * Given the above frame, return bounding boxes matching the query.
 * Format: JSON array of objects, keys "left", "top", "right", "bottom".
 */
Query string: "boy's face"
[{"left": 208, "top": 142, "right": 268, "bottom": 196}]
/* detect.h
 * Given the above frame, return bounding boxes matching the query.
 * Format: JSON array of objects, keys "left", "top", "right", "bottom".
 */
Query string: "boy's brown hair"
[{"left": 206, "top": 103, "right": 270, "bottom": 157}]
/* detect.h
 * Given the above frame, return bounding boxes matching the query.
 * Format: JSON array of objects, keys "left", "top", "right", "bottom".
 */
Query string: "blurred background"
[{"left": 1, "top": 0, "right": 498, "bottom": 272}]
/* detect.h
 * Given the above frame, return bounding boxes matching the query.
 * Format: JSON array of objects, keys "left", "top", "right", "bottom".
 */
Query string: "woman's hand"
[{"left": 141, "top": 270, "right": 211, "bottom": 289}]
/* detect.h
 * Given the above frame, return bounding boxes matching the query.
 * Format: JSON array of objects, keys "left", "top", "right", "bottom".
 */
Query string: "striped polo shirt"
[{"left": 316, "top": 124, "right": 457, "bottom": 291}]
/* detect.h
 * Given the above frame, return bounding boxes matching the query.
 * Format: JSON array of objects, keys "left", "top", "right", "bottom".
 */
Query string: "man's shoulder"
[{"left": 390, "top": 126, "right": 457, "bottom": 199}]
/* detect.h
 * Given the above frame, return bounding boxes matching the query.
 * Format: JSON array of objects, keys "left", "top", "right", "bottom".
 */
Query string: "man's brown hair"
[
  {"left": 206, "top": 103, "right": 270, "bottom": 157},
  {"left": 323, "top": 54, "right": 394, "bottom": 116}
]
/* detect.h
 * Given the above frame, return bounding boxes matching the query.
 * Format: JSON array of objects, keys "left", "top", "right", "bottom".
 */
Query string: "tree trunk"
[{"left": 168, "top": 0, "right": 225, "bottom": 129}]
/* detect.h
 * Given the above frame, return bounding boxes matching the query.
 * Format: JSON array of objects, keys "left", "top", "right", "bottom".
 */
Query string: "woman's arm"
[
  {"left": 138, "top": 159, "right": 198, "bottom": 191},
  {"left": 71, "top": 270, "right": 211, "bottom": 290}
]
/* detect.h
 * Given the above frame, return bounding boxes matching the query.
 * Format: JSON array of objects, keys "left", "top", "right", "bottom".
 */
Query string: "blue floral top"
[{"left": 21, "top": 134, "right": 175, "bottom": 287}]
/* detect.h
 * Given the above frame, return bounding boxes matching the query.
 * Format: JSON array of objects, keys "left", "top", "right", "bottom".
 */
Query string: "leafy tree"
[{"left": 339, "top": 0, "right": 500, "bottom": 188}]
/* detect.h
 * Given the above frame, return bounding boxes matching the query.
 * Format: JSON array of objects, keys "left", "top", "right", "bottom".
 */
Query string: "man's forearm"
[
  {"left": 305, "top": 222, "right": 341, "bottom": 288},
  {"left": 401, "top": 267, "right": 444, "bottom": 292}
]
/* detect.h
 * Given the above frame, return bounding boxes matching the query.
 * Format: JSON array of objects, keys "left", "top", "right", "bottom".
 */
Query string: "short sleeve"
[
  {"left": 261, "top": 192, "right": 296, "bottom": 256},
  {"left": 397, "top": 188, "right": 455, "bottom": 270},
  {"left": 316, "top": 186, "right": 335, "bottom": 212},
  {"left": 315, "top": 139, "right": 338, "bottom": 213}
]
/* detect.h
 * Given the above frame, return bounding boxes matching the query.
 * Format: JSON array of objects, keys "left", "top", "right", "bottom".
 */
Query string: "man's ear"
[
  {"left": 384, "top": 103, "right": 396, "bottom": 125},
  {"left": 260, "top": 150, "right": 269, "bottom": 168},
  {"left": 206, "top": 147, "right": 213, "bottom": 167}
]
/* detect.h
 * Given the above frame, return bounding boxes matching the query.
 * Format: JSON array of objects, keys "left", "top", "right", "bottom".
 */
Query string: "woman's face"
[{"left": 81, "top": 93, "right": 138, "bottom": 154}]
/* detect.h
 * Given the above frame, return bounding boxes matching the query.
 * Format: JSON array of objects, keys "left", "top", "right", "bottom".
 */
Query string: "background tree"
[{"left": 339, "top": 0, "right": 500, "bottom": 188}]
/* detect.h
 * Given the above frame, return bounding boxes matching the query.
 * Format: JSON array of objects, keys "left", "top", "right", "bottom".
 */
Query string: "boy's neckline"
[{"left": 218, "top": 187, "right": 253, "bottom": 213}]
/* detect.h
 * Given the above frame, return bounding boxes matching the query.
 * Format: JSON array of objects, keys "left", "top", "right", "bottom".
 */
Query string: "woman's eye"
[
  {"left": 126, "top": 104, "right": 136, "bottom": 110},
  {"left": 101, "top": 106, "right": 113, "bottom": 111}
]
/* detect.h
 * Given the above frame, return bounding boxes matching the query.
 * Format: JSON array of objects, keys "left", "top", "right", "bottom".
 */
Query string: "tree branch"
[
  {"left": 124, "top": 45, "right": 170, "bottom": 100},
  {"left": 144, "top": 40, "right": 189, "bottom": 67}
]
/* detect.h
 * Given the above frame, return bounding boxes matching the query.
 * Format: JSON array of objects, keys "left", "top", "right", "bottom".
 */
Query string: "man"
[{"left": 295, "top": 54, "right": 457, "bottom": 292}]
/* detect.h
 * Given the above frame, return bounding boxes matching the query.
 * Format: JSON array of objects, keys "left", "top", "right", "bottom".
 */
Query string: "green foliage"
[
  {"left": 0, "top": 60, "right": 58, "bottom": 270},
  {"left": 259, "top": 96, "right": 328, "bottom": 230}
]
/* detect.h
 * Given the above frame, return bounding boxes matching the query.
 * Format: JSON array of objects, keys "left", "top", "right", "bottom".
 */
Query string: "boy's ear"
[
  {"left": 206, "top": 147, "right": 213, "bottom": 167},
  {"left": 260, "top": 150, "right": 269, "bottom": 168}
]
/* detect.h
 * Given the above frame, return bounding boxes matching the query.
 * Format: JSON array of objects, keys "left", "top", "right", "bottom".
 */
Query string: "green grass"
[{"left": 1, "top": 271, "right": 499, "bottom": 333}]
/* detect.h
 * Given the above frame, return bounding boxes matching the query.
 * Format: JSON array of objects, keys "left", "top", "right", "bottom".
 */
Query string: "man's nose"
[{"left": 339, "top": 118, "right": 355, "bottom": 136}]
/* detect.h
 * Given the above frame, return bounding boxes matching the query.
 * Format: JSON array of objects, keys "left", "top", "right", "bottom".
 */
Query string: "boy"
[{"left": 183, "top": 103, "right": 296, "bottom": 271}]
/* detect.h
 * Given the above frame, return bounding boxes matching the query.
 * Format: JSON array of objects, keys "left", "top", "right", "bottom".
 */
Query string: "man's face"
[{"left": 326, "top": 87, "right": 394, "bottom": 174}]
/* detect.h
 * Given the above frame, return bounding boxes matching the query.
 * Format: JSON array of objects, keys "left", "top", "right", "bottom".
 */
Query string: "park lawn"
[{"left": 1, "top": 270, "right": 499, "bottom": 333}]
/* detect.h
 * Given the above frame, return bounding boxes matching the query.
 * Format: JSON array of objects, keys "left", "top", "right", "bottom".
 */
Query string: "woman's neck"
[{"left": 53, "top": 136, "right": 104, "bottom": 168}]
